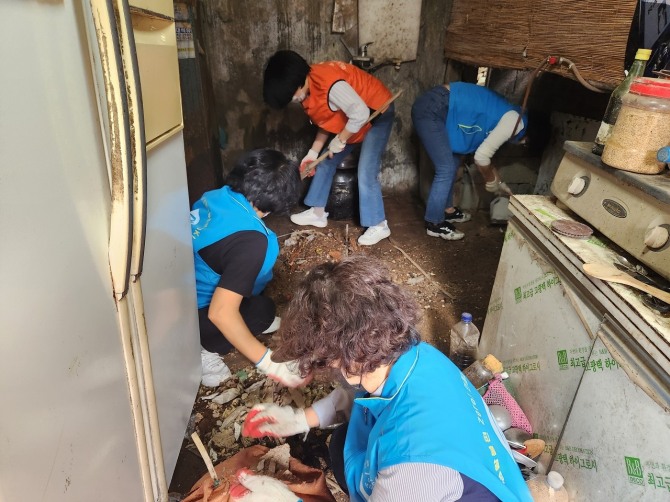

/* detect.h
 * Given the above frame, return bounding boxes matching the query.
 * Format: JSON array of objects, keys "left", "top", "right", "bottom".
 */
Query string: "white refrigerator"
[{"left": 0, "top": 1, "right": 200, "bottom": 501}]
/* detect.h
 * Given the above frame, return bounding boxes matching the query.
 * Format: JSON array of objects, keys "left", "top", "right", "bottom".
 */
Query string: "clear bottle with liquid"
[
  {"left": 463, "top": 354, "right": 503, "bottom": 389},
  {"left": 592, "top": 48, "right": 651, "bottom": 155},
  {"left": 449, "top": 312, "right": 480, "bottom": 370}
]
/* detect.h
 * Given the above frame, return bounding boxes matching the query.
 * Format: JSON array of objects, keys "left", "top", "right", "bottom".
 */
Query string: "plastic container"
[
  {"left": 592, "top": 48, "right": 651, "bottom": 155},
  {"left": 526, "top": 471, "right": 569, "bottom": 502},
  {"left": 325, "top": 149, "right": 360, "bottom": 221},
  {"left": 658, "top": 145, "right": 670, "bottom": 169},
  {"left": 463, "top": 354, "right": 503, "bottom": 389},
  {"left": 326, "top": 169, "right": 359, "bottom": 220},
  {"left": 602, "top": 77, "right": 670, "bottom": 174},
  {"left": 449, "top": 313, "right": 480, "bottom": 370}
]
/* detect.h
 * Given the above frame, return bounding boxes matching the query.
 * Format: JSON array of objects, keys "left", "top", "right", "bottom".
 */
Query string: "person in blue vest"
[
  {"left": 191, "top": 148, "right": 308, "bottom": 389},
  {"left": 239, "top": 255, "right": 533, "bottom": 502},
  {"left": 411, "top": 82, "right": 528, "bottom": 241}
]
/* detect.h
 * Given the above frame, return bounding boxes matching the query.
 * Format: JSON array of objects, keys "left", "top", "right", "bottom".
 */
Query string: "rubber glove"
[
  {"left": 242, "top": 403, "right": 310, "bottom": 438},
  {"left": 256, "top": 349, "right": 308, "bottom": 388},
  {"left": 327, "top": 135, "right": 346, "bottom": 156},
  {"left": 229, "top": 468, "right": 302, "bottom": 502},
  {"left": 299, "top": 149, "right": 319, "bottom": 178}
]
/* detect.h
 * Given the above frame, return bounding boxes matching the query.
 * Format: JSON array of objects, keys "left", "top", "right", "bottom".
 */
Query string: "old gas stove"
[{"left": 551, "top": 141, "right": 670, "bottom": 281}]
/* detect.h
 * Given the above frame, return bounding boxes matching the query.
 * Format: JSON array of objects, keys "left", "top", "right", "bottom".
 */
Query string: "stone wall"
[{"left": 186, "top": 0, "right": 608, "bottom": 197}]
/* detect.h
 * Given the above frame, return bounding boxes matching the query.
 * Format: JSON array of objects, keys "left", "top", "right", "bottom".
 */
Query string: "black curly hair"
[{"left": 225, "top": 148, "right": 300, "bottom": 214}]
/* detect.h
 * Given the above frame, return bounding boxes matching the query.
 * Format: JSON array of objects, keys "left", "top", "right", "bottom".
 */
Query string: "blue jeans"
[
  {"left": 411, "top": 86, "right": 461, "bottom": 224},
  {"left": 304, "top": 104, "right": 394, "bottom": 228}
]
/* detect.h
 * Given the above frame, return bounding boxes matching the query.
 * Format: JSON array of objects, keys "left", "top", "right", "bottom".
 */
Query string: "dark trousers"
[
  {"left": 198, "top": 295, "right": 275, "bottom": 355},
  {"left": 329, "top": 422, "right": 349, "bottom": 495}
]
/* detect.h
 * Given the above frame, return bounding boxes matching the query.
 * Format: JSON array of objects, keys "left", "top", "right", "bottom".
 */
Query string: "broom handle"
[{"left": 300, "top": 89, "right": 403, "bottom": 180}]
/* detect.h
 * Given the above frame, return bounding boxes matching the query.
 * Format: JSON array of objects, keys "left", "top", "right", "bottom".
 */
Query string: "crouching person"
[
  {"left": 242, "top": 255, "right": 532, "bottom": 501},
  {"left": 191, "top": 148, "right": 308, "bottom": 388}
]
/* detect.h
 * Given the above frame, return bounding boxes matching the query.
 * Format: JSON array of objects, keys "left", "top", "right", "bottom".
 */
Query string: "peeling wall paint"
[{"left": 193, "top": 0, "right": 452, "bottom": 192}]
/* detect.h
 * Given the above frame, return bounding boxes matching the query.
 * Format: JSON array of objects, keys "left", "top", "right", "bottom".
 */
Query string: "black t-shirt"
[{"left": 197, "top": 230, "right": 268, "bottom": 297}]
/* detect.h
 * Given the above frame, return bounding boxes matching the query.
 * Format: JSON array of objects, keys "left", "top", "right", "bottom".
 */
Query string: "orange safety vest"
[{"left": 302, "top": 62, "right": 392, "bottom": 144}]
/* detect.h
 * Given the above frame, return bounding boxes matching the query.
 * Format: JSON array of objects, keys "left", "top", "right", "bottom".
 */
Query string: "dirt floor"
[{"left": 168, "top": 190, "right": 506, "bottom": 499}]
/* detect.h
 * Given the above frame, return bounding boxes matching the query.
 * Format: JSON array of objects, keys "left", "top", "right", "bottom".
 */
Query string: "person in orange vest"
[{"left": 263, "top": 50, "right": 394, "bottom": 246}]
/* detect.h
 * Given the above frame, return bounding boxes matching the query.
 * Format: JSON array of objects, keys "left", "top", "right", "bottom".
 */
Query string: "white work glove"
[
  {"left": 327, "top": 135, "right": 346, "bottom": 156},
  {"left": 299, "top": 149, "right": 319, "bottom": 178},
  {"left": 256, "top": 349, "right": 308, "bottom": 388},
  {"left": 229, "top": 468, "right": 301, "bottom": 502},
  {"left": 243, "top": 403, "right": 310, "bottom": 438}
]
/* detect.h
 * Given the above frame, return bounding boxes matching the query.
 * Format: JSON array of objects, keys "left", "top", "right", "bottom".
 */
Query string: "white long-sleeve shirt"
[
  {"left": 473, "top": 110, "right": 525, "bottom": 166},
  {"left": 327, "top": 80, "right": 370, "bottom": 133}
]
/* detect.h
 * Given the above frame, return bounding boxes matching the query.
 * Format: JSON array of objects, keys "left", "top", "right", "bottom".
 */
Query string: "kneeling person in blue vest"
[
  {"left": 239, "top": 255, "right": 532, "bottom": 502},
  {"left": 191, "top": 149, "right": 308, "bottom": 388}
]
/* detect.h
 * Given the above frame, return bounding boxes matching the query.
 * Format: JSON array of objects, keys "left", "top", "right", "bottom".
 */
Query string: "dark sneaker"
[
  {"left": 444, "top": 207, "right": 471, "bottom": 223},
  {"left": 426, "top": 221, "right": 465, "bottom": 241}
]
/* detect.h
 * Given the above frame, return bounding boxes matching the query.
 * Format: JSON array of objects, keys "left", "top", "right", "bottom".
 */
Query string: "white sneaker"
[
  {"left": 262, "top": 316, "right": 281, "bottom": 334},
  {"left": 358, "top": 221, "right": 391, "bottom": 246},
  {"left": 290, "top": 208, "right": 328, "bottom": 228},
  {"left": 200, "top": 348, "right": 232, "bottom": 388}
]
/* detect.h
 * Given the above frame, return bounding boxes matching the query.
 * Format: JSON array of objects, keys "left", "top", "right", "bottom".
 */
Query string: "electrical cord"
[
  {"left": 511, "top": 55, "right": 607, "bottom": 140},
  {"left": 558, "top": 57, "right": 608, "bottom": 93},
  {"left": 510, "top": 56, "right": 552, "bottom": 140}
]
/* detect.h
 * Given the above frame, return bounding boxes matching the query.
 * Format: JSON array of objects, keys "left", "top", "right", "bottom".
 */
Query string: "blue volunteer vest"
[
  {"left": 344, "top": 342, "right": 532, "bottom": 502},
  {"left": 446, "top": 82, "right": 527, "bottom": 155},
  {"left": 190, "top": 186, "right": 279, "bottom": 309}
]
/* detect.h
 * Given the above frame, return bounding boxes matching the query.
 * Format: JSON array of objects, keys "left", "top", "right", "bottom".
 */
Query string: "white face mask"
[{"left": 291, "top": 91, "right": 306, "bottom": 103}]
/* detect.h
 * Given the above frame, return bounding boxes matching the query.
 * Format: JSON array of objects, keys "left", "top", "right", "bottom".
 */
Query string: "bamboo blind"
[{"left": 444, "top": 0, "right": 638, "bottom": 89}]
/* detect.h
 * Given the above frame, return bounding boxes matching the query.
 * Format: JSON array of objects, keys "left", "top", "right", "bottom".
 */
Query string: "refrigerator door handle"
[
  {"left": 86, "top": 0, "right": 133, "bottom": 301},
  {"left": 119, "top": 6, "right": 148, "bottom": 279}
]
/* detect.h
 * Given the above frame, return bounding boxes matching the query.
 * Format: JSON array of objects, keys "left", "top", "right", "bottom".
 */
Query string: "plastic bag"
[{"left": 183, "top": 445, "right": 335, "bottom": 502}]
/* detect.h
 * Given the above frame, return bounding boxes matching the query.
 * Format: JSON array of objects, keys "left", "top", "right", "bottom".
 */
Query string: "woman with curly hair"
[{"left": 239, "top": 255, "right": 532, "bottom": 502}]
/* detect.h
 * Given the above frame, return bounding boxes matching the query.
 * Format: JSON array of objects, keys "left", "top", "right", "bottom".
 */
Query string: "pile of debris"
[{"left": 187, "top": 366, "right": 338, "bottom": 466}]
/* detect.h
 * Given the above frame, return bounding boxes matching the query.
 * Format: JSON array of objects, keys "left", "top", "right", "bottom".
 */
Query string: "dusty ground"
[{"left": 168, "top": 190, "right": 506, "bottom": 499}]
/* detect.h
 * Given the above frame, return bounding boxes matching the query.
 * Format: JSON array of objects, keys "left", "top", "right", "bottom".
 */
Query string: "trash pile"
[{"left": 187, "top": 367, "right": 338, "bottom": 466}]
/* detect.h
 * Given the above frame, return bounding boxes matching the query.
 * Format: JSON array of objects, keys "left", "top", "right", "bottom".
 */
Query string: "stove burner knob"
[
  {"left": 567, "top": 176, "right": 587, "bottom": 196},
  {"left": 644, "top": 226, "right": 669, "bottom": 249}
]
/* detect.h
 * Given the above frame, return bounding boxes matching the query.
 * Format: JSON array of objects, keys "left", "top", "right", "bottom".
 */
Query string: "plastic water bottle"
[{"left": 449, "top": 313, "right": 480, "bottom": 370}]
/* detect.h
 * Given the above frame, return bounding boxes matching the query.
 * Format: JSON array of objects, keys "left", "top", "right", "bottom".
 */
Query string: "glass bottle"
[
  {"left": 463, "top": 354, "right": 503, "bottom": 389},
  {"left": 592, "top": 48, "right": 652, "bottom": 155}
]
